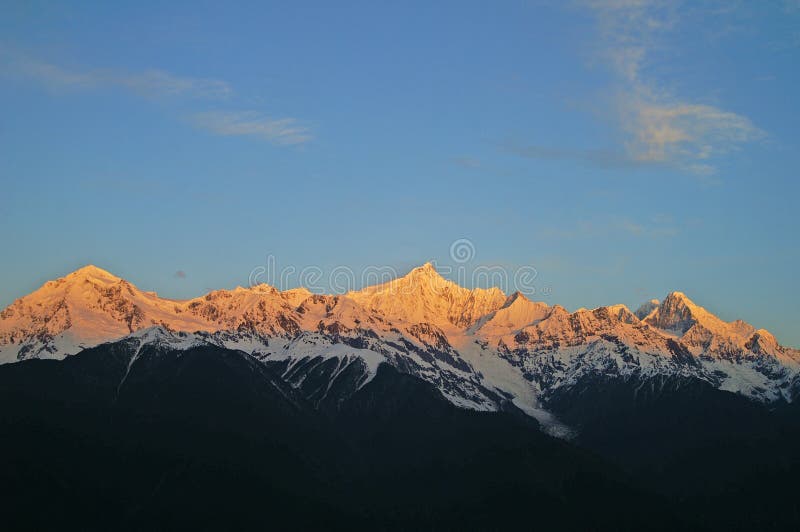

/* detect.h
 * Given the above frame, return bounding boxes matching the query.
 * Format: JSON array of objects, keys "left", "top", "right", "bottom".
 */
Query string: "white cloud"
[
  {"left": 191, "top": 111, "right": 313, "bottom": 145},
  {"left": 3, "top": 52, "right": 232, "bottom": 99},
  {"left": 623, "top": 101, "right": 764, "bottom": 164},
  {"left": 583, "top": 0, "right": 764, "bottom": 176}
]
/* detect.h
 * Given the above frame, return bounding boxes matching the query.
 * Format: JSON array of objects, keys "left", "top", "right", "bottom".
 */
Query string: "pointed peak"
[
  {"left": 350, "top": 262, "right": 453, "bottom": 298},
  {"left": 661, "top": 291, "right": 715, "bottom": 316},
  {"left": 664, "top": 291, "right": 695, "bottom": 305},
  {"left": 401, "top": 262, "right": 450, "bottom": 284},
  {"left": 408, "top": 261, "right": 441, "bottom": 276},
  {"left": 659, "top": 291, "right": 704, "bottom": 314},
  {"left": 603, "top": 304, "right": 638, "bottom": 324},
  {"left": 68, "top": 265, "right": 121, "bottom": 282},
  {"left": 753, "top": 328, "right": 777, "bottom": 343},
  {"left": 746, "top": 328, "right": 780, "bottom": 355},
  {"left": 655, "top": 291, "right": 697, "bottom": 317},
  {"left": 506, "top": 290, "right": 523, "bottom": 302},
  {"left": 73, "top": 264, "right": 114, "bottom": 275},
  {"left": 503, "top": 291, "right": 529, "bottom": 307},
  {"left": 645, "top": 291, "right": 719, "bottom": 336}
]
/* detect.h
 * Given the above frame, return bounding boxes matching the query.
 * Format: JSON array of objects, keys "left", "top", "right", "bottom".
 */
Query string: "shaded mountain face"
[
  {"left": 634, "top": 298, "right": 660, "bottom": 320},
  {"left": 1, "top": 264, "right": 799, "bottom": 436},
  {"left": 4, "top": 335, "right": 800, "bottom": 530},
  {"left": 0, "top": 337, "right": 680, "bottom": 531}
]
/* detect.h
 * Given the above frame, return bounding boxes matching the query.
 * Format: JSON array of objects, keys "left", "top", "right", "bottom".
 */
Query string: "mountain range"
[
  {"left": 3, "top": 263, "right": 800, "bottom": 529},
  {"left": 1, "top": 263, "right": 798, "bottom": 434}
]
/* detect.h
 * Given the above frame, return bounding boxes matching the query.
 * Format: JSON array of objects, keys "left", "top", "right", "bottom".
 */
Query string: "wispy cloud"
[
  {"left": 3, "top": 52, "right": 232, "bottom": 99},
  {"left": 2, "top": 50, "right": 314, "bottom": 146},
  {"left": 785, "top": 0, "right": 800, "bottom": 14},
  {"left": 190, "top": 111, "right": 313, "bottom": 145},
  {"left": 501, "top": 143, "right": 643, "bottom": 169},
  {"left": 621, "top": 101, "right": 763, "bottom": 168},
  {"left": 452, "top": 157, "right": 482, "bottom": 168},
  {"left": 537, "top": 214, "right": 678, "bottom": 240},
  {"left": 580, "top": 0, "right": 764, "bottom": 176}
]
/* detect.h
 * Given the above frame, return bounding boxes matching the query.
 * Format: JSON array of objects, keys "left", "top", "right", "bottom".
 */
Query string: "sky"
[{"left": 1, "top": 1, "right": 798, "bottom": 345}]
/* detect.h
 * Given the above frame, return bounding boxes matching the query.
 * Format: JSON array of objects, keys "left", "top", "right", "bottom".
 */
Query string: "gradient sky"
[{"left": 1, "top": 1, "right": 798, "bottom": 345}]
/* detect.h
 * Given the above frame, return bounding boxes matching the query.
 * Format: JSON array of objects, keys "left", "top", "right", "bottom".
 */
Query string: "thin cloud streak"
[
  {"left": 190, "top": 111, "right": 313, "bottom": 145},
  {"left": 1, "top": 50, "right": 313, "bottom": 147},
  {"left": 501, "top": 142, "right": 647, "bottom": 169},
  {"left": 2, "top": 52, "right": 232, "bottom": 99},
  {"left": 536, "top": 215, "right": 679, "bottom": 240},
  {"left": 452, "top": 157, "right": 482, "bottom": 168}
]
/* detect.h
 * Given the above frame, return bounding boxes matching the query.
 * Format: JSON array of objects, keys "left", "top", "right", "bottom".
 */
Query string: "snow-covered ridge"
[{"left": 2, "top": 264, "right": 799, "bottom": 430}]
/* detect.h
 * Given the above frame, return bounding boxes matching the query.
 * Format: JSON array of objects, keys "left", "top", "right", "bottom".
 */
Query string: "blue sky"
[{"left": 1, "top": 1, "right": 798, "bottom": 345}]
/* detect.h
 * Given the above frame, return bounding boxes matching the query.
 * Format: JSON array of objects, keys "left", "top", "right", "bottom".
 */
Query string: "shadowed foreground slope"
[{"left": 0, "top": 340, "right": 680, "bottom": 530}]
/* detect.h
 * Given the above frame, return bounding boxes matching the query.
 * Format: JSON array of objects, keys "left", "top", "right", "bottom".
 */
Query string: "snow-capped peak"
[
  {"left": 642, "top": 291, "right": 768, "bottom": 359},
  {"left": 348, "top": 263, "right": 507, "bottom": 328},
  {"left": 3, "top": 264, "right": 800, "bottom": 416},
  {"left": 745, "top": 329, "right": 779, "bottom": 355},
  {"left": 398, "top": 261, "right": 452, "bottom": 286},
  {"left": 416, "top": 261, "right": 437, "bottom": 273},
  {"left": 68, "top": 264, "right": 122, "bottom": 282},
  {"left": 645, "top": 291, "right": 707, "bottom": 334},
  {"left": 604, "top": 304, "right": 639, "bottom": 324}
]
